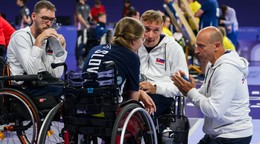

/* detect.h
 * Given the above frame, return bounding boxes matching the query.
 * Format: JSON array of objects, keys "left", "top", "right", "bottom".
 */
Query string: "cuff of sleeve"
[
  {"left": 155, "top": 84, "right": 163, "bottom": 95},
  {"left": 187, "top": 88, "right": 199, "bottom": 101}
]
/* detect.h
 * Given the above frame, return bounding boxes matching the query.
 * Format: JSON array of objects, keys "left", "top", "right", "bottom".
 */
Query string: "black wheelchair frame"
[
  {"left": 37, "top": 61, "right": 158, "bottom": 144},
  {"left": 0, "top": 63, "right": 64, "bottom": 144}
]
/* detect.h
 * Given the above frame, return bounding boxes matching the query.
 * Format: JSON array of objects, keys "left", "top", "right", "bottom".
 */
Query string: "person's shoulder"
[
  {"left": 161, "top": 34, "right": 176, "bottom": 44},
  {"left": 12, "top": 27, "right": 30, "bottom": 37}
]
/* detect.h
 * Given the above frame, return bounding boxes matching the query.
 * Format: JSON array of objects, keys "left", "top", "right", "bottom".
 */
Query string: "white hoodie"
[
  {"left": 138, "top": 34, "right": 189, "bottom": 98},
  {"left": 188, "top": 50, "right": 253, "bottom": 138}
]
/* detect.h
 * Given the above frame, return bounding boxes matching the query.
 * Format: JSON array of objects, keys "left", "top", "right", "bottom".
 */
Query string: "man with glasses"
[
  {"left": 138, "top": 10, "right": 189, "bottom": 118},
  {"left": 7, "top": 0, "right": 67, "bottom": 103}
]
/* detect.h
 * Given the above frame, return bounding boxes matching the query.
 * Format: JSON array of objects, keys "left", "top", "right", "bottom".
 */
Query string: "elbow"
[{"left": 202, "top": 105, "right": 224, "bottom": 120}]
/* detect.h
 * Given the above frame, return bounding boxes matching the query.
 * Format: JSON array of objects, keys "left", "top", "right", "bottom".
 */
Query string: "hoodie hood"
[{"left": 213, "top": 50, "right": 249, "bottom": 76}]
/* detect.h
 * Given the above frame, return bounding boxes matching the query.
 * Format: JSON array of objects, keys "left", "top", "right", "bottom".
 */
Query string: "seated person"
[
  {"left": 82, "top": 17, "right": 156, "bottom": 114},
  {"left": 7, "top": 1, "right": 67, "bottom": 102},
  {"left": 138, "top": 10, "right": 189, "bottom": 118}
]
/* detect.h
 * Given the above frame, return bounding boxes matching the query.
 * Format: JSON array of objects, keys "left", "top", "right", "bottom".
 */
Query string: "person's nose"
[
  {"left": 46, "top": 20, "right": 53, "bottom": 27},
  {"left": 146, "top": 31, "right": 153, "bottom": 39},
  {"left": 194, "top": 46, "right": 200, "bottom": 54}
]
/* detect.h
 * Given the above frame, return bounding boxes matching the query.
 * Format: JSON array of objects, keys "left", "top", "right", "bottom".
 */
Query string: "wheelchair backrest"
[{"left": 65, "top": 61, "right": 120, "bottom": 115}]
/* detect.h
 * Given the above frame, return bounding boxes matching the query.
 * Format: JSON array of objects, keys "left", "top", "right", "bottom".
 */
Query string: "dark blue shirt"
[
  {"left": 200, "top": 0, "right": 219, "bottom": 29},
  {"left": 83, "top": 44, "right": 140, "bottom": 96}
]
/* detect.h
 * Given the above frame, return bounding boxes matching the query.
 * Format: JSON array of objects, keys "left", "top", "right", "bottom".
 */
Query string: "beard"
[{"left": 35, "top": 20, "right": 51, "bottom": 36}]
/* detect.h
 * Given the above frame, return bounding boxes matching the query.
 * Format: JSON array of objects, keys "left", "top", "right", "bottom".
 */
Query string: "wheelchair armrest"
[{"left": 0, "top": 74, "right": 42, "bottom": 81}]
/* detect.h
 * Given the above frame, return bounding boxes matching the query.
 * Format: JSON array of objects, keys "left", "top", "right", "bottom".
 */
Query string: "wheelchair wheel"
[
  {"left": 0, "top": 88, "right": 41, "bottom": 144},
  {"left": 111, "top": 101, "right": 157, "bottom": 144},
  {"left": 37, "top": 102, "right": 65, "bottom": 144}
]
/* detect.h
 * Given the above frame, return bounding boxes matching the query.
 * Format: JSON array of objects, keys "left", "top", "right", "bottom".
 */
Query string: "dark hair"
[
  {"left": 162, "top": 15, "right": 170, "bottom": 23},
  {"left": 124, "top": 0, "right": 130, "bottom": 3},
  {"left": 33, "top": 0, "right": 56, "bottom": 14},
  {"left": 21, "top": 0, "right": 29, "bottom": 3},
  {"left": 95, "top": 0, "right": 101, "bottom": 5},
  {"left": 221, "top": 5, "right": 228, "bottom": 15},
  {"left": 126, "top": 9, "right": 138, "bottom": 17}
]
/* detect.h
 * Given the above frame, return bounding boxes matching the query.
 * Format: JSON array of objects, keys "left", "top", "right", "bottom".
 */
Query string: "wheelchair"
[
  {"left": 0, "top": 62, "right": 64, "bottom": 144},
  {"left": 37, "top": 61, "right": 158, "bottom": 144}
]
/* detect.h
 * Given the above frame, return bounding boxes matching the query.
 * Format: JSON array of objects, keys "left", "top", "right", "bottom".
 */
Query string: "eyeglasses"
[{"left": 38, "top": 15, "right": 56, "bottom": 24}]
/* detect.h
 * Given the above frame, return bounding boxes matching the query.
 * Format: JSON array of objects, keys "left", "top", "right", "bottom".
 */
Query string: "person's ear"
[
  {"left": 31, "top": 12, "right": 36, "bottom": 21},
  {"left": 214, "top": 41, "right": 221, "bottom": 52}
]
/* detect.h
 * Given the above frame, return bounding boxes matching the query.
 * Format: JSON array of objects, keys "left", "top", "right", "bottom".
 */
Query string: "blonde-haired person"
[
  {"left": 218, "top": 26, "right": 235, "bottom": 51},
  {"left": 138, "top": 10, "right": 188, "bottom": 118},
  {"left": 83, "top": 17, "right": 156, "bottom": 114}
]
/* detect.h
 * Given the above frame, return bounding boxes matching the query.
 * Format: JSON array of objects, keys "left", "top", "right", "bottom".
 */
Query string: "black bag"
[{"left": 157, "top": 96, "right": 190, "bottom": 144}]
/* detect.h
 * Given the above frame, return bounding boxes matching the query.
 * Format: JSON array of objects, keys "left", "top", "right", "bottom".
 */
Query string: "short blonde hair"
[{"left": 140, "top": 10, "right": 163, "bottom": 25}]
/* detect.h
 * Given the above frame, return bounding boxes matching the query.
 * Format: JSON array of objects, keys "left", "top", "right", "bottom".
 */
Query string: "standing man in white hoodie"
[
  {"left": 172, "top": 26, "right": 253, "bottom": 144},
  {"left": 138, "top": 10, "right": 189, "bottom": 117}
]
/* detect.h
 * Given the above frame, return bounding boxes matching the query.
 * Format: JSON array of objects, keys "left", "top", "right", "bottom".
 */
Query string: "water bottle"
[
  {"left": 161, "top": 127, "right": 175, "bottom": 144},
  {"left": 48, "top": 36, "right": 65, "bottom": 57},
  {"left": 48, "top": 23, "right": 64, "bottom": 57}
]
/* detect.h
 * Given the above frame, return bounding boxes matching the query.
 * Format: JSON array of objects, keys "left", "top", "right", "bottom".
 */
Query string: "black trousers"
[
  {"left": 149, "top": 94, "right": 175, "bottom": 118},
  {"left": 198, "top": 134, "right": 252, "bottom": 144}
]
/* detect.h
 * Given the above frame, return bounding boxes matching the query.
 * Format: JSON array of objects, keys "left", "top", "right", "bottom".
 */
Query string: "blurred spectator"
[
  {"left": 126, "top": 9, "right": 140, "bottom": 20},
  {"left": 219, "top": 5, "right": 239, "bottom": 47},
  {"left": 187, "top": 0, "right": 201, "bottom": 34},
  {"left": 95, "top": 13, "right": 107, "bottom": 41},
  {"left": 0, "top": 16, "right": 15, "bottom": 56},
  {"left": 74, "top": 0, "right": 92, "bottom": 69},
  {"left": 91, "top": 0, "right": 106, "bottom": 23},
  {"left": 122, "top": 0, "right": 135, "bottom": 17},
  {"left": 218, "top": 26, "right": 235, "bottom": 51},
  {"left": 162, "top": 15, "right": 173, "bottom": 37},
  {"left": 195, "top": 0, "right": 218, "bottom": 29},
  {"left": 16, "top": 0, "right": 31, "bottom": 29}
]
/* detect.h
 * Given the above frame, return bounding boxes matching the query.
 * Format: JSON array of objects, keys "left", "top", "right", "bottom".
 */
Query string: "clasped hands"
[
  {"left": 35, "top": 28, "right": 66, "bottom": 49},
  {"left": 171, "top": 70, "right": 196, "bottom": 96}
]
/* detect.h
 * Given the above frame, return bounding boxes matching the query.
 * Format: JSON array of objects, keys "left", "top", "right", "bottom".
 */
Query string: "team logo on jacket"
[{"left": 155, "top": 58, "right": 165, "bottom": 65}]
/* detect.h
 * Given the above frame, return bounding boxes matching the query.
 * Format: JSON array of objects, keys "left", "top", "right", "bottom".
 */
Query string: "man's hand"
[
  {"left": 171, "top": 70, "right": 196, "bottom": 96},
  {"left": 57, "top": 34, "right": 66, "bottom": 49},
  {"left": 35, "top": 28, "right": 59, "bottom": 48},
  {"left": 139, "top": 81, "right": 156, "bottom": 94}
]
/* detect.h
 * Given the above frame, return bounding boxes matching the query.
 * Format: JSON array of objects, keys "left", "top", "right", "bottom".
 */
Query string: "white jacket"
[
  {"left": 188, "top": 50, "right": 253, "bottom": 138},
  {"left": 7, "top": 27, "right": 67, "bottom": 82},
  {"left": 138, "top": 34, "right": 189, "bottom": 98}
]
